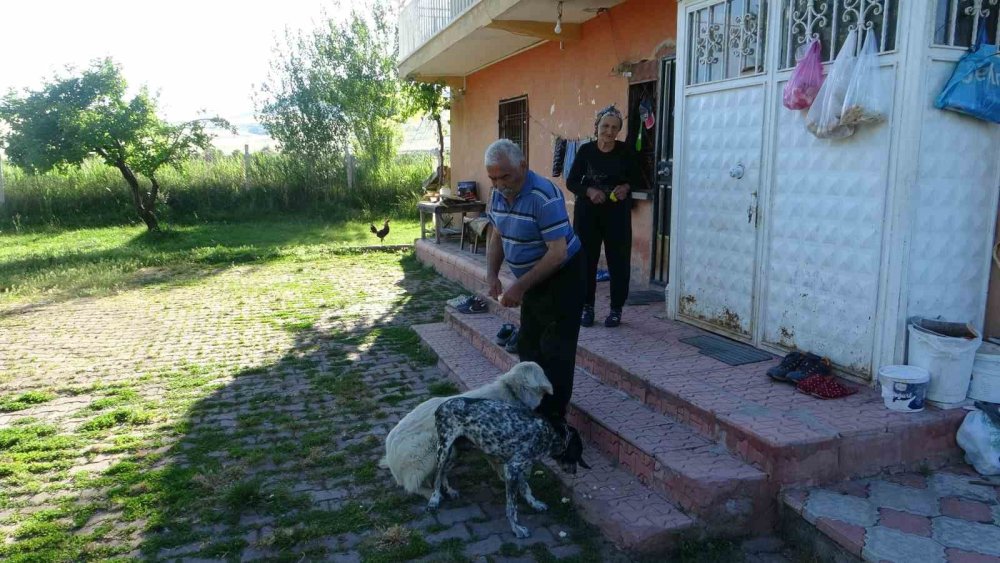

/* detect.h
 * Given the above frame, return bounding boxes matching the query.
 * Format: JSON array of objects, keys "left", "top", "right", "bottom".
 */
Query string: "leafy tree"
[
  {"left": 404, "top": 81, "right": 449, "bottom": 179},
  {"left": 0, "top": 58, "right": 230, "bottom": 231},
  {"left": 256, "top": 1, "right": 404, "bottom": 176}
]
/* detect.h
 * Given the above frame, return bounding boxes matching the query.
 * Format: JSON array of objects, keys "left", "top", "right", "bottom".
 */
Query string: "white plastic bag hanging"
[
  {"left": 956, "top": 410, "right": 1000, "bottom": 475},
  {"left": 841, "top": 28, "right": 888, "bottom": 126},
  {"left": 806, "top": 30, "right": 858, "bottom": 139}
]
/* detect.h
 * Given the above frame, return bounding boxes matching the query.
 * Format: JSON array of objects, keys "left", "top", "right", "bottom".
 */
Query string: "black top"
[{"left": 565, "top": 141, "right": 644, "bottom": 202}]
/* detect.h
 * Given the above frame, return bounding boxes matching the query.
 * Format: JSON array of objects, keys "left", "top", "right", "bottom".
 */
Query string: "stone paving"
[
  {"left": 783, "top": 467, "right": 1000, "bottom": 562},
  {"left": 0, "top": 248, "right": 634, "bottom": 561}
]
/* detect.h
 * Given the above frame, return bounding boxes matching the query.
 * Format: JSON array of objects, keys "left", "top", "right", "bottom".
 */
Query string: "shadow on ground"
[{"left": 0, "top": 250, "right": 617, "bottom": 562}]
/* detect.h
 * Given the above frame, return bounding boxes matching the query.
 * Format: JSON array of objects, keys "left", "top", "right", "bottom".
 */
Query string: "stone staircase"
[{"left": 412, "top": 239, "right": 967, "bottom": 556}]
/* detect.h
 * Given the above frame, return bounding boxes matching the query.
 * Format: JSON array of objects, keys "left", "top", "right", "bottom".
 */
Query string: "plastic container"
[
  {"left": 969, "top": 341, "right": 1000, "bottom": 403},
  {"left": 907, "top": 323, "right": 982, "bottom": 406},
  {"left": 878, "top": 365, "right": 930, "bottom": 412}
]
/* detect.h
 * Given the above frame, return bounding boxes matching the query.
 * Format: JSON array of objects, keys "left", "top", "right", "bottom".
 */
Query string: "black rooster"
[{"left": 370, "top": 220, "right": 390, "bottom": 244}]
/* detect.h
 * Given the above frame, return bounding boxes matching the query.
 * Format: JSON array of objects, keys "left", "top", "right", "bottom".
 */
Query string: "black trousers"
[
  {"left": 574, "top": 199, "right": 632, "bottom": 311},
  {"left": 517, "top": 251, "right": 585, "bottom": 422}
]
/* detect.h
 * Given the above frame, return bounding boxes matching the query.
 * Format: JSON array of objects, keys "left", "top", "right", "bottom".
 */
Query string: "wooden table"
[{"left": 418, "top": 200, "right": 487, "bottom": 244}]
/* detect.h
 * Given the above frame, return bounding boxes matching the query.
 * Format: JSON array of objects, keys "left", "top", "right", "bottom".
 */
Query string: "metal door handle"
[{"left": 730, "top": 162, "right": 745, "bottom": 180}]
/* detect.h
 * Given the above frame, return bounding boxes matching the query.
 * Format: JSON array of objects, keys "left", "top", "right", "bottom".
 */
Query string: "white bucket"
[
  {"left": 907, "top": 324, "right": 982, "bottom": 406},
  {"left": 969, "top": 341, "right": 1000, "bottom": 403},
  {"left": 878, "top": 365, "right": 930, "bottom": 412}
]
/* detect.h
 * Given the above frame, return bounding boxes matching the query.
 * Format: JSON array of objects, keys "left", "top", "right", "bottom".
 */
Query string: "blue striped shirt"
[{"left": 488, "top": 170, "right": 581, "bottom": 278}]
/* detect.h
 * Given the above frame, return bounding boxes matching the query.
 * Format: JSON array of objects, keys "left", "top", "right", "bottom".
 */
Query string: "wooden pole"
[
  {"left": 0, "top": 150, "right": 6, "bottom": 208},
  {"left": 346, "top": 145, "right": 355, "bottom": 192},
  {"left": 242, "top": 144, "right": 250, "bottom": 190}
]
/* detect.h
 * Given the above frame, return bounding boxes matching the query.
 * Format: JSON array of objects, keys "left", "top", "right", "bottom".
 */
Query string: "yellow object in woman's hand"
[{"left": 609, "top": 191, "right": 618, "bottom": 203}]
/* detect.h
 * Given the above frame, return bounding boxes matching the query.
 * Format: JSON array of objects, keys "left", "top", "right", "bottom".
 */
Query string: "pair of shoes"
[
  {"left": 767, "top": 352, "right": 829, "bottom": 382},
  {"left": 604, "top": 309, "right": 622, "bottom": 328},
  {"left": 455, "top": 295, "right": 487, "bottom": 314},
  {"left": 580, "top": 305, "right": 595, "bottom": 328},
  {"left": 496, "top": 323, "right": 516, "bottom": 345}
]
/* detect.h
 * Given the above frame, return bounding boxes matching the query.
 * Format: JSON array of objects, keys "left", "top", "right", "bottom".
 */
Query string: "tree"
[
  {"left": 256, "top": 1, "right": 404, "bottom": 174},
  {"left": 0, "top": 59, "right": 230, "bottom": 231},
  {"left": 404, "top": 81, "right": 449, "bottom": 180}
]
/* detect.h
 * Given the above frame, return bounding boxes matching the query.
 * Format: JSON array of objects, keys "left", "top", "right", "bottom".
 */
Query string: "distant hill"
[{"left": 205, "top": 111, "right": 450, "bottom": 155}]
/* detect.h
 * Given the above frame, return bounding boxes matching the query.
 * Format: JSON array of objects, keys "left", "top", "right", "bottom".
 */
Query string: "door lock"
[{"left": 729, "top": 162, "right": 745, "bottom": 180}]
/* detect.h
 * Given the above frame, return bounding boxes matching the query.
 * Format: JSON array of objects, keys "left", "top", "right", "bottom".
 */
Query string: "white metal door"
[
  {"left": 673, "top": 0, "right": 906, "bottom": 376},
  {"left": 675, "top": 0, "right": 768, "bottom": 338},
  {"left": 677, "top": 85, "right": 765, "bottom": 337}
]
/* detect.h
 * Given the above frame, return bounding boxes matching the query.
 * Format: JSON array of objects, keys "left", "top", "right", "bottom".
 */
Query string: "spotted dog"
[{"left": 428, "top": 397, "right": 590, "bottom": 538}]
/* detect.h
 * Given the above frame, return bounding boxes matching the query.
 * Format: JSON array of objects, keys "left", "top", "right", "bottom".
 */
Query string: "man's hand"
[
  {"left": 487, "top": 275, "right": 503, "bottom": 299},
  {"left": 499, "top": 282, "right": 525, "bottom": 308},
  {"left": 612, "top": 184, "right": 630, "bottom": 202},
  {"left": 586, "top": 187, "right": 606, "bottom": 204}
]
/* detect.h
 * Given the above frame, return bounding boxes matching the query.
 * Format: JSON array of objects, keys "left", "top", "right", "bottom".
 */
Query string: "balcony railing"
[{"left": 398, "top": 0, "right": 479, "bottom": 61}]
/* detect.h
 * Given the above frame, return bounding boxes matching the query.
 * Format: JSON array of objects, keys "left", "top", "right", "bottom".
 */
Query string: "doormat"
[
  {"left": 679, "top": 335, "right": 775, "bottom": 366},
  {"left": 625, "top": 290, "right": 666, "bottom": 306}
]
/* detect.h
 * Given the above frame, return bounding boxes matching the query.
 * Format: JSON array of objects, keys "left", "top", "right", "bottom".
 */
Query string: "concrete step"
[
  {"left": 416, "top": 239, "right": 963, "bottom": 487},
  {"left": 413, "top": 322, "right": 696, "bottom": 554},
  {"left": 422, "top": 315, "right": 773, "bottom": 535}
]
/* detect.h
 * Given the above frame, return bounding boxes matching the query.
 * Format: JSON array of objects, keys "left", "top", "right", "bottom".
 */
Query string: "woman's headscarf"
[{"left": 594, "top": 104, "right": 624, "bottom": 136}]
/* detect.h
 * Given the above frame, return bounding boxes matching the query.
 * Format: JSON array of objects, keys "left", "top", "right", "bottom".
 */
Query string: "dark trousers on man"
[
  {"left": 517, "top": 251, "right": 585, "bottom": 421},
  {"left": 574, "top": 200, "right": 632, "bottom": 311}
]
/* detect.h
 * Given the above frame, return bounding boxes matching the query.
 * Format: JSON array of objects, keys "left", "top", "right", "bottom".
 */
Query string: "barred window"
[
  {"left": 934, "top": 0, "right": 1000, "bottom": 48},
  {"left": 688, "top": 0, "right": 768, "bottom": 85},
  {"left": 779, "top": 0, "right": 899, "bottom": 69},
  {"left": 498, "top": 96, "right": 528, "bottom": 165}
]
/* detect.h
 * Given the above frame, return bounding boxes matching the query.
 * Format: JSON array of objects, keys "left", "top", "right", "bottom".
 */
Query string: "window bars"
[
  {"left": 688, "top": 0, "right": 768, "bottom": 85},
  {"left": 780, "top": 0, "right": 898, "bottom": 69},
  {"left": 934, "top": 0, "right": 1000, "bottom": 47},
  {"left": 498, "top": 97, "right": 529, "bottom": 165}
]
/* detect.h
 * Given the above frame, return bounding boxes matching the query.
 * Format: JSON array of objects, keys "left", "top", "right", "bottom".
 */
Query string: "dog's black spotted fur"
[{"left": 429, "top": 397, "right": 589, "bottom": 538}]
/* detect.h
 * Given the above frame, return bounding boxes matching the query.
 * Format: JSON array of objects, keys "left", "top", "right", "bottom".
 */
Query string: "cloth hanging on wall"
[
  {"left": 552, "top": 137, "right": 567, "bottom": 177},
  {"left": 563, "top": 139, "right": 581, "bottom": 178}
]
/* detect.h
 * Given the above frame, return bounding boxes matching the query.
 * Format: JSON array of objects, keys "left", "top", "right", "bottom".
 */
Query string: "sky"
[{"left": 0, "top": 0, "right": 347, "bottom": 151}]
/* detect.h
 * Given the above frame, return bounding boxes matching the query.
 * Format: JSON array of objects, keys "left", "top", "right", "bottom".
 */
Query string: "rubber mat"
[{"left": 679, "top": 335, "right": 775, "bottom": 366}]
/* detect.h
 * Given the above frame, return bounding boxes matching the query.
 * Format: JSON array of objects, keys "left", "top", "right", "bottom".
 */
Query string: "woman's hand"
[
  {"left": 612, "top": 184, "right": 630, "bottom": 202},
  {"left": 586, "top": 187, "right": 606, "bottom": 204}
]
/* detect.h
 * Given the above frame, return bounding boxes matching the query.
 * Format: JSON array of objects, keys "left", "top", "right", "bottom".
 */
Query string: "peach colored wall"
[{"left": 450, "top": 0, "right": 677, "bottom": 288}]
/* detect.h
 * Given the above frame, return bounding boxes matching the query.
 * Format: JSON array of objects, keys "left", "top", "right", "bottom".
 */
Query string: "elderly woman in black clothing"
[{"left": 566, "top": 105, "right": 642, "bottom": 328}]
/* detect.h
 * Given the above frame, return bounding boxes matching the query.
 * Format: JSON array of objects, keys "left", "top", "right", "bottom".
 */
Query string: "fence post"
[
  {"left": 0, "top": 150, "right": 5, "bottom": 208},
  {"left": 242, "top": 144, "right": 250, "bottom": 190},
  {"left": 346, "top": 145, "right": 355, "bottom": 192}
]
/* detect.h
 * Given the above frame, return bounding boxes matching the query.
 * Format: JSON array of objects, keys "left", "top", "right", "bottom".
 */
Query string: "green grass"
[
  {"left": 0, "top": 218, "right": 421, "bottom": 304},
  {"left": 0, "top": 391, "right": 57, "bottom": 413},
  {"left": 80, "top": 408, "right": 153, "bottom": 432},
  {"left": 1, "top": 152, "right": 434, "bottom": 230}
]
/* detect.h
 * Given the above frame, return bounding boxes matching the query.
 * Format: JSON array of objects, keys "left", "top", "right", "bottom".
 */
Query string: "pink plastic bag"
[{"left": 783, "top": 39, "right": 824, "bottom": 110}]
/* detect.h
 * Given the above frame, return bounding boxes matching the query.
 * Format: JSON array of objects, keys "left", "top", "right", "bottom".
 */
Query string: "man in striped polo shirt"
[{"left": 484, "top": 139, "right": 585, "bottom": 422}]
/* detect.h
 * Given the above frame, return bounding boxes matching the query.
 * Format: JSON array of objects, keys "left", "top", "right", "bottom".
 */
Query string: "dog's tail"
[{"left": 378, "top": 455, "right": 389, "bottom": 469}]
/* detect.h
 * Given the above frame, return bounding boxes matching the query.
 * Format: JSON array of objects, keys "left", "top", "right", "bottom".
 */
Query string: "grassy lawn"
[
  {"left": 0, "top": 219, "right": 619, "bottom": 562},
  {"left": 0, "top": 218, "right": 422, "bottom": 305}
]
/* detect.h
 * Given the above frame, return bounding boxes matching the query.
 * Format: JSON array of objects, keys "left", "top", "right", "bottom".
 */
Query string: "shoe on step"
[
  {"left": 767, "top": 351, "right": 806, "bottom": 382},
  {"left": 604, "top": 309, "right": 622, "bottom": 328}
]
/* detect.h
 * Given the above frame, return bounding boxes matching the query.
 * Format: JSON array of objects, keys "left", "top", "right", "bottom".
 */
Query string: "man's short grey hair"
[{"left": 484, "top": 139, "right": 525, "bottom": 167}]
